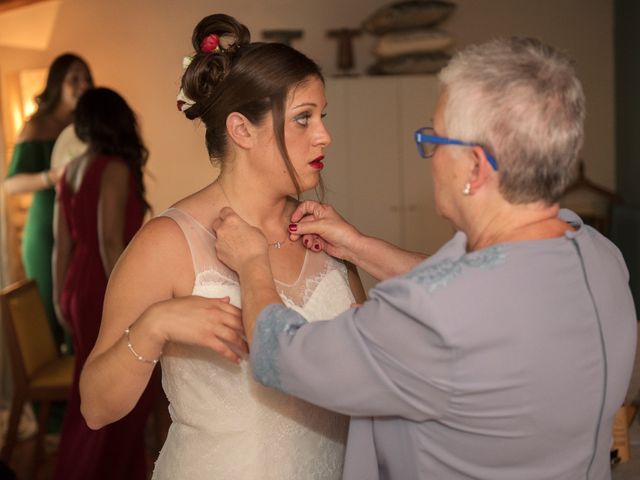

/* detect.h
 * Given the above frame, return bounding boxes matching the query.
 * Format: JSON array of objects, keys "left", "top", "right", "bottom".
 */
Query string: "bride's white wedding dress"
[{"left": 152, "top": 208, "right": 354, "bottom": 480}]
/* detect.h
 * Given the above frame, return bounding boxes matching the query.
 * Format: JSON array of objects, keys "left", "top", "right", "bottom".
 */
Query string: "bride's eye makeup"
[
  {"left": 293, "top": 110, "right": 327, "bottom": 127},
  {"left": 294, "top": 112, "right": 311, "bottom": 127}
]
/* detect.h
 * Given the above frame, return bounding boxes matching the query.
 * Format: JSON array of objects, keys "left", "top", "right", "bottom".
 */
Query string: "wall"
[{"left": 0, "top": 0, "right": 615, "bottom": 216}]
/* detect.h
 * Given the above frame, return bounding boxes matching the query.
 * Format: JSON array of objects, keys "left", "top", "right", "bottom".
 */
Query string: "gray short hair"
[{"left": 438, "top": 37, "right": 585, "bottom": 204}]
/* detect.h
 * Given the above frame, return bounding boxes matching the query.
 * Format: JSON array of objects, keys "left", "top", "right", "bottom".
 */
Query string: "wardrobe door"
[
  {"left": 321, "top": 79, "right": 351, "bottom": 218},
  {"left": 398, "top": 76, "right": 454, "bottom": 255},
  {"left": 322, "top": 76, "right": 450, "bottom": 292},
  {"left": 337, "top": 78, "right": 403, "bottom": 246},
  {"left": 323, "top": 78, "right": 404, "bottom": 292}
]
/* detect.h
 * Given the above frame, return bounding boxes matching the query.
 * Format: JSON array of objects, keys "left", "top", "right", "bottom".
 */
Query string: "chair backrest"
[{"left": 0, "top": 279, "right": 59, "bottom": 386}]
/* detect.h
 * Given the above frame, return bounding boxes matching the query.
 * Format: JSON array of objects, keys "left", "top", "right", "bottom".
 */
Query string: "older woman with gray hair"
[{"left": 213, "top": 37, "right": 637, "bottom": 479}]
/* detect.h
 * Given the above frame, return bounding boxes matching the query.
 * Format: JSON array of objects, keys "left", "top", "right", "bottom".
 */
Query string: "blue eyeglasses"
[{"left": 414, "top": 127, "right": 499, "bottom": 171}]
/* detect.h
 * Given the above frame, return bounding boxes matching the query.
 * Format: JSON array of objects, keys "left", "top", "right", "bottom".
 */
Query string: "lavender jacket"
[{"left": 251, "top": 210, "right": 637, "bottom": 480}]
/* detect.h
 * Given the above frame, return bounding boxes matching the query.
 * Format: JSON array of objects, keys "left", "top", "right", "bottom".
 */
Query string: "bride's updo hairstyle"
[{"left": 180, "top": 13, "right": 324, "bottom": 196}]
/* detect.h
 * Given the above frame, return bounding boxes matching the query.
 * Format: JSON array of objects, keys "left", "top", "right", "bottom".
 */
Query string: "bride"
[{"left": 79, "top": 13, "right": 365, "bottom": 480}]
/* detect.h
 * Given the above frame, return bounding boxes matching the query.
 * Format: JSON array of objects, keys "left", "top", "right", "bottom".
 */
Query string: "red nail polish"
[
  {"left": 303, "top": 239, "right": 309, "bottom": 246},
  {"left": 288, "top": 223, "right": 297, "bottom": 232},
  {"left": 313, "top": 244, "right": 320, "bottom": 251}
]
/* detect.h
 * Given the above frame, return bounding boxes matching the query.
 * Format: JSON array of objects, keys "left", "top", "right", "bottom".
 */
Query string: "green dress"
[{"left": 7, "top": 140, "right": 65, "bottom": 350}]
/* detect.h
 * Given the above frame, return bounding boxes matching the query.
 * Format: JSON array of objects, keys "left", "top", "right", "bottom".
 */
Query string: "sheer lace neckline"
[{"left": 166, "top": 207, "right": 309, "bottom": 287}]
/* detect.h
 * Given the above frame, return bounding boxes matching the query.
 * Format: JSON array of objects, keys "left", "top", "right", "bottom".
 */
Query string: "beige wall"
[{"left": 0, "top": 0, "right": 614, "bottom": 213}]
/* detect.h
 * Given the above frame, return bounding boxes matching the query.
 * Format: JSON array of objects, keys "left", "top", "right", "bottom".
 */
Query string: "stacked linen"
[{"left": 363, "top": 0, "right": 456, "bottom": 75}]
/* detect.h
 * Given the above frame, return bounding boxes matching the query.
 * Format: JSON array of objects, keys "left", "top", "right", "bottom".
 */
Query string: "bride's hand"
[
  {"left": 213, "top": 207, "right": 269, "bottom": 273},
  {"left": 140, "top": 295, "right": 247, "bottom": 363}
]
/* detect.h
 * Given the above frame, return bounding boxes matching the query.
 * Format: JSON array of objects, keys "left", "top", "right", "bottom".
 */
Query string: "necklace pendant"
[{"left": 272, "top": 241, "right": 282, "bottom": 249}]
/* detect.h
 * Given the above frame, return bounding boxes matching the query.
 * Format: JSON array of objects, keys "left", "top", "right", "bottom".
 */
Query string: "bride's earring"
[{"left": 463, "top": 182, "right": 471, "bottom": 196}]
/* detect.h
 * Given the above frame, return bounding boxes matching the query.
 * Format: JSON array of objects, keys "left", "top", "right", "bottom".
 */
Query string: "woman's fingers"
[
  {"left": 162, "top": 296, "right": 248, "bottom": 360},
  {"left": 289, "top": 204, "right": 322, "bottom": 240},
  {"left": 209, "top": 297, "right": 241, "bottom": 317},
  {"left": 203, "top": 298, "right": 245, "bottom": 340},
  {"left": 288, "top": 208, "right": 342, "bottom": 254},
  {"left": 301, "top": 234, "right": 316, "bottom": 249},
  {"left": 299, "top": 233, "right": 327, "bottom": 253},
  {"left": 312, "top": 237, "right": 327, "bottom": 252},
  {"left": 207, "top": 336, "right": 242, "bottom": 363},
  {"left": 196, "top": 318, "right": 247, "bottom": 362},
  {"left": 290, "top": 200, "right": 323, "bottom": 223},
  {"left": 291, "top": 217, "right": 328, "bottom": 253},
  {"left": 214, "top": 325, "right": 248, "bottom": 353},
  {"left": 213, "top": 210, "right": 269, "bottom": 271}
]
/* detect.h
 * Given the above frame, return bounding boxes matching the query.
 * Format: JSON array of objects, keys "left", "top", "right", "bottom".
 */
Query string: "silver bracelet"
[{"left": 124, "top": 327, "right": 161, "bottom": 364}]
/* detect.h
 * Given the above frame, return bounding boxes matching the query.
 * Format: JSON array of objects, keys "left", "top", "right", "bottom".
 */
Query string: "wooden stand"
[
  {"left": 612, "top": 402, "right": 638, "bottom": 463},
  {"left": 261, "top": 30, "right": 303, "bottom": 47},
  {"left": 327, "top": 28, "right": 361, "bottom": 76}
]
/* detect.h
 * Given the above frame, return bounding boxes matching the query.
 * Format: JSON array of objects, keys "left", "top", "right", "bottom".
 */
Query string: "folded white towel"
[{"left": 374, "top": 29, "right": 453, "bottom": 58}]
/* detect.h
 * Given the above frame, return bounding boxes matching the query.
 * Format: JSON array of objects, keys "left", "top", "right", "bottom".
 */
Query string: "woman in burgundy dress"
[{"left": 52, "top": 87, "right": 153, "bottom": 479}]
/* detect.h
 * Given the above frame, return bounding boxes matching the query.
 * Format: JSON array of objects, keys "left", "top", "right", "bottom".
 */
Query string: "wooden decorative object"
[
  {"left": 327, "top": 28, "right": 362, "bottom": 76},
  {"left": 560, "top": 160, "right": 623, "bottom": 237}
]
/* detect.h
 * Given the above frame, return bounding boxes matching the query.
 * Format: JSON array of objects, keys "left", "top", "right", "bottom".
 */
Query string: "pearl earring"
[{"left": 463, "top": 182, "right": 471, "bottom": 195}]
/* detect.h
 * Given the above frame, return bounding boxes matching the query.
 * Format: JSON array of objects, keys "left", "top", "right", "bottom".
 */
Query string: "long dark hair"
[
  {"left": 180, "top": 13, "right": 324, "bottom": 197},
  {"left": 74, "top": 87, "right": 149, "bottom": 212},
  {"left": 32, "top": 53, "right": 93, "bottom": 119}
]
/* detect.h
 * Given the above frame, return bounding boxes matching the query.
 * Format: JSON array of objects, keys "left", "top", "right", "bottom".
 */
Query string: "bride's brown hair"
[{"left": 180, "top": 13, "right": 324, "bottom": 197}]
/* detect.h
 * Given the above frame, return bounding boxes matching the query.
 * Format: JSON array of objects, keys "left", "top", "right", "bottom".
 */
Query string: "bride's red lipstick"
[{"left": 309, "top": 155, "right": 325, "bottom": 170}]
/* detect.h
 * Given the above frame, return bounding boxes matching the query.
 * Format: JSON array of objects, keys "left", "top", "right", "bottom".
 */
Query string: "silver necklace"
[{"left": 217, "top": 182, "right": 287, "bottom": 249}]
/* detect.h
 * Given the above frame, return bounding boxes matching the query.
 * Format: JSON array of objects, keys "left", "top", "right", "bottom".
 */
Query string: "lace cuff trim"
[{"left": 251, "top": 304, "right": 308, "bottom": 391}]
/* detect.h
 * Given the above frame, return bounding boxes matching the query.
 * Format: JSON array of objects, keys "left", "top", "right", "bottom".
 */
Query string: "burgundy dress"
[{"left": 53, "top": 155, "right": 153, "bottom": 480}]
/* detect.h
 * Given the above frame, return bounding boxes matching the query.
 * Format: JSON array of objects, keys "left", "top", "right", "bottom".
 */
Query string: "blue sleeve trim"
[
  {"left": 251, "top": 304, "right": 308, "bottom": 391},
  {"left": 404, "top": 245, "right": 506, "bottom": 293}
]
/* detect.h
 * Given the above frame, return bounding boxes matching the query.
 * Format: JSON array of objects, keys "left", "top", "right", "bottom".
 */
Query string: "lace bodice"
[{"left": 152, "top": 208, "right": 354, "bottom": 480}]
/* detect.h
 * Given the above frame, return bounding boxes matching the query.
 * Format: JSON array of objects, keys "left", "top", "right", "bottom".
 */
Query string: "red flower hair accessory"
[{"left": 200, "top": 34, "right": 220, "bottom": 53}]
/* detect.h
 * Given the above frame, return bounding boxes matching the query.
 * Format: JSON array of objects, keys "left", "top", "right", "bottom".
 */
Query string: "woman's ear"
[
  {"left": 226, "top": 112, "right": 253, "bottom": 149},
  {"left": 468, "top": 145, "right": 494, "bottom": 193}
]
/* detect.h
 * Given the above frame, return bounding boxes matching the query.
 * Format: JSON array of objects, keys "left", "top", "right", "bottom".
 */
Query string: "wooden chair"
[
  {"left": 612, "top": 402, "right": 638, "bottom": 463},
  {"left": 0, "top": 279, "right": 74, "bottom": 468}
]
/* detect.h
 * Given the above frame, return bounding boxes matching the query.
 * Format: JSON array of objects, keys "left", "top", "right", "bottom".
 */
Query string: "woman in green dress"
[{"left": 4, "top": 53, "right": 93, "bottom": 352}]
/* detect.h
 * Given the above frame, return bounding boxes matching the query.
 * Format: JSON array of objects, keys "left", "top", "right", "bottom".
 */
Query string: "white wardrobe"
[{"left": 320, "top": 75, "right": 454, "bottom": 291}]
